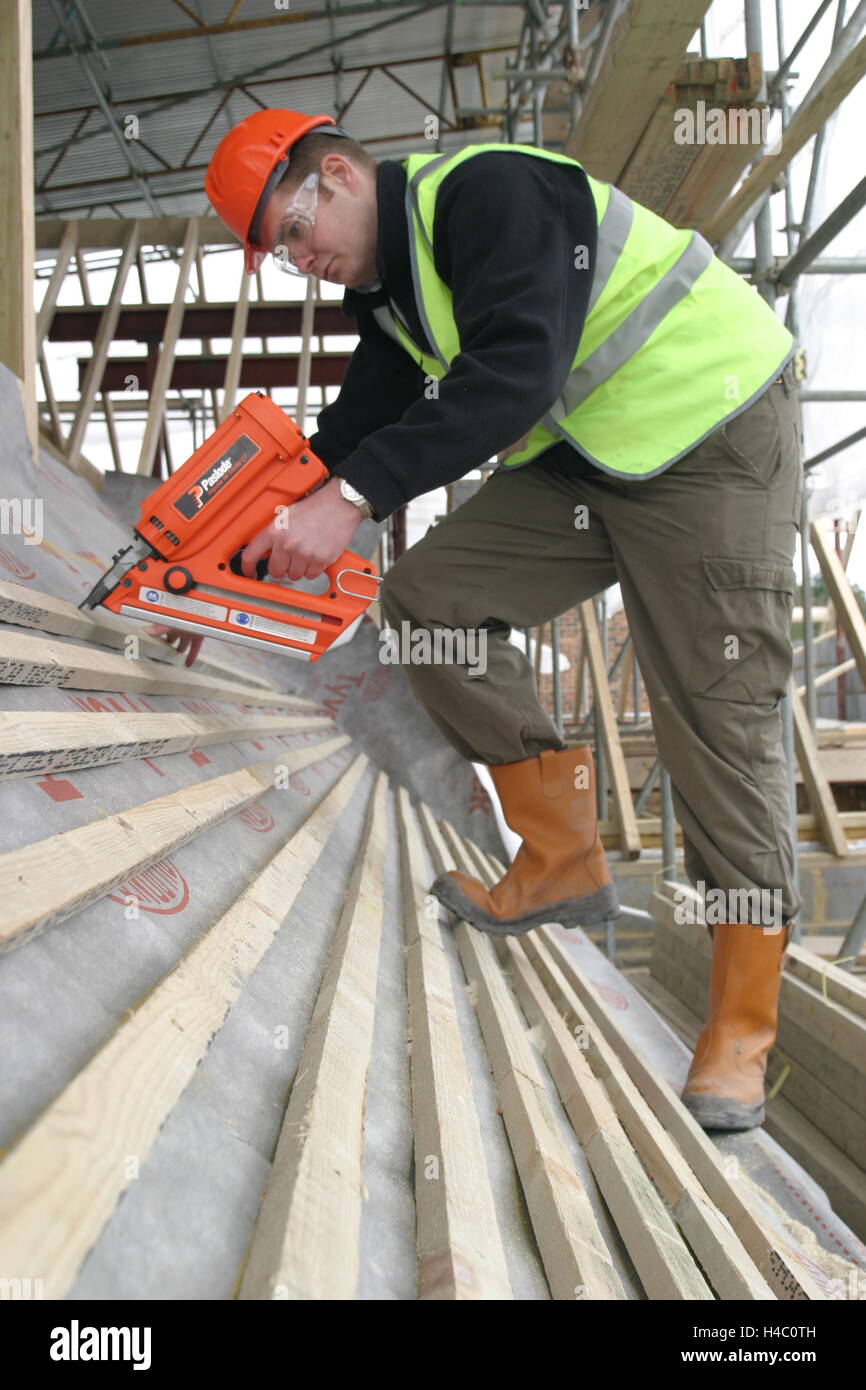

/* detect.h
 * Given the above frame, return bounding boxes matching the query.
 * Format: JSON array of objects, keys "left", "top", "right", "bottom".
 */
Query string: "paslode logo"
[
  {"left": 200, "top": 455, "right": 236, "bottom": 493},
  {"left": 180, "top": 459, "right": 233, "bottom": 511},
  {"left": 173, "top": 434, "right": 260, "bottom": 520}
]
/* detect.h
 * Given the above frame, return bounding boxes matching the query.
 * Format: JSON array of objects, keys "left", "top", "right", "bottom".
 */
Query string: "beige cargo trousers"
[{"left": 380, "top": 365, "right": 805, "bottom": 927}]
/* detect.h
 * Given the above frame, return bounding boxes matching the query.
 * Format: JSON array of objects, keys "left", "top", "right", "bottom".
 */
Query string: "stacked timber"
[
  {"left": 0, "top": 582, "right": 859, "bottom": 1298},
  {"left": 646, "top": 886, "right": 866, "bottom": 1243}
]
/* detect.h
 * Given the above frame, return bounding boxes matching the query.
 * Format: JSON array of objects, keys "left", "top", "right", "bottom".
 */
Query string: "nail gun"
[{"left": 80, "top": 392, "right": 380, "bottom": 662}]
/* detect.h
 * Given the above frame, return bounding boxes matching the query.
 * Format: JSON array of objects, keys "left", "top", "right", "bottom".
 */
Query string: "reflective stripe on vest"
[
  {"left": 545, "top": 221, "right": 714, "bottom": 422},
  {"left": 372, "top": 304, "right": 401, "bottom": 345},
  {"left": 373, "top": 299, "right": 442, "bottom": 380},
  {"left": 395, "top": 144, "right": 794, "bottom": 478},
  {"left": 587, "top": 184, "right": 633, "bottom": 315}
]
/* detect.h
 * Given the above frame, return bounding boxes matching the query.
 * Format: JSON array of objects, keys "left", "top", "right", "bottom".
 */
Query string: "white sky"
[{"left": 37, "top": 0, "right": 866, "bottom": 602}]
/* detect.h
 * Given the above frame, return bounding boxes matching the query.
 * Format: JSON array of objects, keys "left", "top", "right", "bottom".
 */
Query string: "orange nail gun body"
[{"left": 81, "top": 392, "right": 379, "bottom": 661}]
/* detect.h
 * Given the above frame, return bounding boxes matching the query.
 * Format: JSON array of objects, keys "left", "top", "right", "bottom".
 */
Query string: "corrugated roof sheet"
[{"left": 34, "top": 0, "right": 525, "bottom": 218}]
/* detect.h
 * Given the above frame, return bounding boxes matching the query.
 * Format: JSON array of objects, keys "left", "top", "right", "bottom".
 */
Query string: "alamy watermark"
[
  {"left": 826, "top": 1268, "right": 866, "bottom": 1301},
  {"left": 674, "top": 879, "right": 784, "bottom": 929},
  {"left": 0, "top": 497, "right": 43, "bottom": 544},
  {"left": 49, "top": 1321, "right": 151, "bottom": 1370},
  {"left": 0, "top": 1277, "right": 44, "bottom": 1299},
  {"left": 674, "top": 102, "right": 782, "bottom": 155},
  {"left": 379, "top": 620, "right": 487, "bottom": 675}
]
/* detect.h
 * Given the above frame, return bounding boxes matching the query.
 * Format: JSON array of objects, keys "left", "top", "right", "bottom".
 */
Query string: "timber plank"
[
  {"left": 418, "top": 805, "right": 628, "bottom": 1300},
  {"left": 650, "top": 895, "right": 866, "bottom": 1121},
  {"left": 649, "top": 945, "right": 866, "bottom": 1173},
  {"left": 539, "top": 929, "right": 828, "bottom": 1299},
  {"left": 785, "top": 942, "right": 866, "bottom": 1021},
  {"left": 565, "top": 0, "right": 713, "bottom": 184},
  {"left": 0, "top": 577, "right": 282, "bottom": 690},
  {"left": 0, "top": 0, "right": 37, "bottom": 451},
  {"left": 0, "top": 709, "right": 332, "bottom": 780},
  {"left": 458, "top": 836, "right": 774, "bottom": 1300},
  {"left": 635, "top": 970, "right": 866, "bottom": 1244},
  {"left": 790, "top": 678, "right": 848, "bottom": 857},
  {"left": 0, "top": 628, "right": 314, "bottom": 707},
  {"left": 238, "top": 770, "right": 388, "bottom": 1299},
  {"left": 0, "top": 734, "right": 350, "bottom": 951},
  {"left": 66, "top": 224, "right": 139, "bottom": 469},
  {"left": 454, "top": 848, "right": 825, "bottom": 1299},
  {"left": 137, "top": 220, "right": 199, "bottom": 476},
  {"left": 703, "top": 36, "right": 866, "bottom": 244},
  {"left": 394, "top": 789, "right": 513, "bottom": 1299},
  {"left": 439, "top": 823, "right": 713, "bottom": 1300},
  {"left": 0, "top": 752, "right": 368, "bottom": 1298},
  {"left": 579, "top": 599, "right": 641, "bottom": 858},
  {"left": 810, "top": 519, "right": 866, "bottom": 691}
]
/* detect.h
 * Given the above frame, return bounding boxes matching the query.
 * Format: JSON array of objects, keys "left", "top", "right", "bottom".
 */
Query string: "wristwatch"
[{"left": 338, "top": 476, "right": 375, "bottom": 520}]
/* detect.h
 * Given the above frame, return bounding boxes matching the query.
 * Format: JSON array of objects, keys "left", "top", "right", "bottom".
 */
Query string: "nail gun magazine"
[{"left": 80, "top": 391, "right": 379, "bottom": 661}]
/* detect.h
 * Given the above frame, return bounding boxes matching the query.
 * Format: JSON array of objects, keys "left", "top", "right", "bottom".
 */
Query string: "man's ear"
[{"left": 319, "top": 152, "right": 356, "bottom": 191}]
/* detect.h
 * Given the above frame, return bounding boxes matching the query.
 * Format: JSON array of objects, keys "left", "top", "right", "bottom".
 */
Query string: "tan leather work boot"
[
  {"left": 681, "top": 921, "right": 789, "bottom": 1131},
  {"left": 429, "top": 745, "right": 619, "bottom": 935}
]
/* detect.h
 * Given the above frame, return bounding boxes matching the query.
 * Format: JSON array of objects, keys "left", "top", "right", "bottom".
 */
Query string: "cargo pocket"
[{"left": 687, "top": 555, "right": 796, "bottom": 704}]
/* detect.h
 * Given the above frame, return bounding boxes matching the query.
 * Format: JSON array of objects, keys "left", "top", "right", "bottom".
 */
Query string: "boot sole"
[
  {"left": 680, "top": 1092, "right": 765, "bottom": 1132},
  {"left": 429, "top": 875, "right": 620, "bottom": 936}
]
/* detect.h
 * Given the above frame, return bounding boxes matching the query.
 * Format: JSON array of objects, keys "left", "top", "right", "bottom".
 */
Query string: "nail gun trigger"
[
  {"left": 335, "top": 568, "right": 383, "bottom": 601},
  {"left": 228, "top": 547, "right": 270, "bottom": 582}
]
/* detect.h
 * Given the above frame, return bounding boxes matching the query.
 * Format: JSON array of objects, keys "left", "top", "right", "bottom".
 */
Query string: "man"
[{"left": 177, "top": 107, "right": 803, "bottom": 1132}]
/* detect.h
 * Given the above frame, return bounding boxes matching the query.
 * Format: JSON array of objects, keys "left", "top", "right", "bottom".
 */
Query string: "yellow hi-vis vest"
[{"left": 372, "top": 144, "right": 795, "bottom": 479}]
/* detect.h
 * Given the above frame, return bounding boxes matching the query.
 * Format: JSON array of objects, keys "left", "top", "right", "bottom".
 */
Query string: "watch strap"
[{"left": 339, "top": 476, "right": 374, "bottom": 519}]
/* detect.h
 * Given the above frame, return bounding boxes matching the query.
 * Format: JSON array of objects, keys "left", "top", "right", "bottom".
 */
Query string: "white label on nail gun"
[
  {"left": 139, "top": 587, "right": 227, "bottom": 621},
  {"left": 229, "top": 609, "right": 316, "bottom": 644}
]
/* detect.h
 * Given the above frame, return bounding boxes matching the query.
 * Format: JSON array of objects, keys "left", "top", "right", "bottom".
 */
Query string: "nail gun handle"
[
  {"left": 228, "top": 547, "right": 270, "bottom": 582},
  {"left": 228, "top": 544, "right": 379, "bottom": 611}
]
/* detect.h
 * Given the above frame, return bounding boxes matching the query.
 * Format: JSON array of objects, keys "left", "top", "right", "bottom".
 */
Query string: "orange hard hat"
[{"left": 205, "top": 108, "right": 341, "bottom": 273}]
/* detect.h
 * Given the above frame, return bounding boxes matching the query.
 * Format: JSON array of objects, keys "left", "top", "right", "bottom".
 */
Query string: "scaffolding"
[
  {"left": 8, "top": 0, "right": 866, "bottom": 965},
  {"left": 3, "top": 1, "right": 866, "bottom": 1306}
]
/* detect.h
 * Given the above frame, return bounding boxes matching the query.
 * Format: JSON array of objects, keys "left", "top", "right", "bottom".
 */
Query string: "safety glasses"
[{"left": 272, "top": 170, "right": 319, "bottom": 276}]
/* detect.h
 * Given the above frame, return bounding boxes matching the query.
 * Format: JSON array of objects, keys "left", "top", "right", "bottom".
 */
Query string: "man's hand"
[
  {"left": 147, "top": 624, "right": 204, "bottom": 668},
  {"left": 241, "top": 475, "right": 364, "bottom": 582},
  {"left": 141, "top": 481, "right": 363, "bottom": 667}
]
